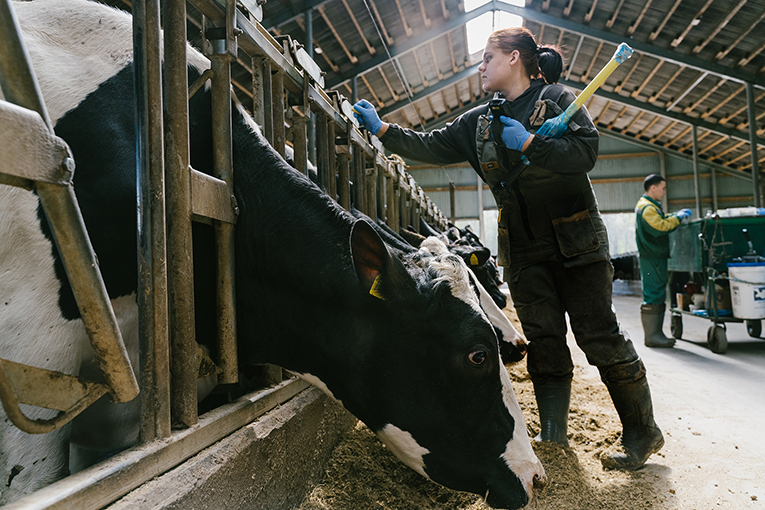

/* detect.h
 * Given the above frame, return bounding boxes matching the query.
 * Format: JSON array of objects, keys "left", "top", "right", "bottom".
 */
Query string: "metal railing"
[
  {"left": 0, "top": 0, "right": 139, "bottom": 436},
  {"left": 2, "top": 0, "right": 447, "bottom": 506}
]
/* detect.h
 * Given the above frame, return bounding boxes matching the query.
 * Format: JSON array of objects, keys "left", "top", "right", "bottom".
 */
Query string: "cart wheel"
[
  {"left": 670, "top": 314, "right": 683, "bottom": 339},
  {"left": 746, "top": 320, "right": 762, "bottom": 338},
  {"left": 707, "top": 325, "right": 728, "bottom": 354}
]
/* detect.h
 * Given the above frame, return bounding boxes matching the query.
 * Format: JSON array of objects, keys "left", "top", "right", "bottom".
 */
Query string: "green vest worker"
[
  {"left": 635, "top": 174, "right": 692, "bottom": 348},
  {"left": 354, "top": 27, "right": 666, "bottom": 471}
]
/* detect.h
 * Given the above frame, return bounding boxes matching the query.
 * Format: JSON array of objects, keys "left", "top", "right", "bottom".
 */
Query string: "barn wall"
[{"left": 109, "top": 388, "right": 356, "bottom": 510}]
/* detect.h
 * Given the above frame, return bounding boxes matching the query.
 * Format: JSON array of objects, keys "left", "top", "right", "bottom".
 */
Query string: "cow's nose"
[{"left": 533, "top": 471, "right": 547, "bottom": 491}]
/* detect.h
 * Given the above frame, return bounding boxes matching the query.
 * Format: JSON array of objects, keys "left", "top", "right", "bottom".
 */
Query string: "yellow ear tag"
[
  {"left": 498, "top": 208, "right": 502, "bottom": 224},
  {"left": 369, "top": 274, "right": 386, "bottom": 300},
  {"left": 470, "top": 253, "right": 479, "bottom": 266}
]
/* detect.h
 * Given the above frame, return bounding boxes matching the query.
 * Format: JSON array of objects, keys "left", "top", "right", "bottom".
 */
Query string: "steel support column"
[
  {"left": 692, "top": 125, "right": 702, "bottom": 217},
  {"left": 746, "top": 82, "right": 762, "bottom": 207}
]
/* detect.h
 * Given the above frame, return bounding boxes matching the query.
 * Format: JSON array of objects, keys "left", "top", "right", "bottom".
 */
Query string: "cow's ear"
[
  {"left": 469, "top": 247, "right": 491, "bottom": 267},
  {"left": 350, "top": 220, "right": 411, "bottom": 300}
]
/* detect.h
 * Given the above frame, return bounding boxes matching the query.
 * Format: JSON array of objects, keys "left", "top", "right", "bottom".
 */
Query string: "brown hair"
[{"left": 486, "top": 27, "right": 564, "bottom": 84}]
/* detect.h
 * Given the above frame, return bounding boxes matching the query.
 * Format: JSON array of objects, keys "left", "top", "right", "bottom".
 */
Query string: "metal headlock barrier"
[{"left": 1, "top": 0, "right": 447, "bottom": 508}]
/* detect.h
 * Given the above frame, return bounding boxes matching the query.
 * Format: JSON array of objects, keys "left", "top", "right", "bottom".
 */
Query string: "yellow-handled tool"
[{"left": 536, "top": 42, "right": 633, "bottom": 138}]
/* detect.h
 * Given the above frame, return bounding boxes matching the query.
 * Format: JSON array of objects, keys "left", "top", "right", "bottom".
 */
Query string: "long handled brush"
[{"left": 536, "top": 42, "right": 633, "bottom": 138}]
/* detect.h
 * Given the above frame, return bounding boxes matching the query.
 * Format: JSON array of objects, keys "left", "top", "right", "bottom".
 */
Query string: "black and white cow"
[{"left": 0, "top": 1, "right": 544, "bottom": 508}]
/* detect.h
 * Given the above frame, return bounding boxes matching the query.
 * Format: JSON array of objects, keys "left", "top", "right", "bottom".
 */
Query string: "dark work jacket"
[{"left": 380, "top": 78, "right": 608, "bottom": 269}]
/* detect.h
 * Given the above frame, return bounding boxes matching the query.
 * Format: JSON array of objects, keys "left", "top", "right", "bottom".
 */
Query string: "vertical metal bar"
[
  {"left": 692, "top": 125, "right": 702, "bottom": 217},
  {"left": 0, "top": 0, "right": 51, "bottom": 129},
  {"left": 251, "top": 57, "right": 265, "bottom": 129},
  {"left": 449, "top": 182, "right": 456, "bottom": 223},
  {"left": 366, "top": 163, "right": 377, "bottom": 219},
  {"left": 134, "top": 0, "right": 171, "bottom": 442},
  {"left": 293, "top": 114, "right": 309, "bottom": 175},
  {"left": 272, "top": 71, "right": 286, "bottom": 158},
  {"left": 338, "top": 152, "right": 350, "bottom": 210},
  {"left": 0, "top": 0, "right": 139, "bottom": 404},
  {"left": 711, "top": 166, "right": 718, "bottom": 211},
  {"left": 164, "top": 0, "right": 197, "bottom": 428},
  {"left": 259, "top": 58, "right": 274, "bottom": 145},
  {"left": 209, "top": 0, "right": 237, "bottom": 385},
  {"left": 352, "top": 75, "right": 358, "bottom": 103},
  {"left": 746, "top": 81, "right": 762, "bottom": 207},
  {"left": 305, "top": 7, "right": 316, "bottom": 164},
  {"left": 386, "top": 173, "right": 395, "bottom": 228},
  {"left": 326, "top": 116, "right": 337, "bottom": 197}
]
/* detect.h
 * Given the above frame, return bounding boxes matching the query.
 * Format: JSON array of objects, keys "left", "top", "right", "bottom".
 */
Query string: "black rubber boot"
[
  {"left": 599, "top": 360, "right": 665, "bottom": 470},
  {"left": 641, "top": 303, "right": 675, "bottom": 348},
  {"left": 532, "top": 376, "right": 571, "bottom": 446}
]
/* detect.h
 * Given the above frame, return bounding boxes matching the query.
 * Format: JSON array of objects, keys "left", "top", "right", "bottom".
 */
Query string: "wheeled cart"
[{"left": 667, "top": 214, "right": 765, "bottom": 354}]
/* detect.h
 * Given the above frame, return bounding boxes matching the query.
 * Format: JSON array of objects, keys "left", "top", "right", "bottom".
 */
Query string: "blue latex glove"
[
  {"left": 499, "top": 115, "right": 531, "bottom": 151},
  {"left": 677, "top": 208, "right": 693, "bottom": 220},
  {"left": 352, "top": 99, "right": 383, "bottom": 135}
]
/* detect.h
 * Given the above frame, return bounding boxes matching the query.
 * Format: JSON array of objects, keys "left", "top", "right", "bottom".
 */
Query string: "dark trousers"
[{"left": 507, "top": 259, "right": 638, "bottom": 379}]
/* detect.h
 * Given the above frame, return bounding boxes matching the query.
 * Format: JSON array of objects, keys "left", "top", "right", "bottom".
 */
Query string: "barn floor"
[{"left": 296, "top": 281, "right": 765, "bottom": 510}]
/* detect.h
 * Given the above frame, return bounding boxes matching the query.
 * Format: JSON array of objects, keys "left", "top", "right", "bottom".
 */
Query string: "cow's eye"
[{"left": 468, "top": 350, "right": 487, "bottom": 365}]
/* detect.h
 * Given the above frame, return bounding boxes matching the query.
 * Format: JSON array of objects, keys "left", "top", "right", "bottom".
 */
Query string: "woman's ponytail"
[{"left": 538, "top": 45, "right": 564, "bottom": 84}]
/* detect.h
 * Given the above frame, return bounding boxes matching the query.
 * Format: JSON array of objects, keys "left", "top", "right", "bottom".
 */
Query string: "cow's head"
[{"left": 304, "top": 220, "right": 544, "bottom": 509}]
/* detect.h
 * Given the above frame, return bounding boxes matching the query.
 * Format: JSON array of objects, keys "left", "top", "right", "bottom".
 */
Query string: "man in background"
[{"left": 635, "top": 174, "right": 692, "bottom": 347}]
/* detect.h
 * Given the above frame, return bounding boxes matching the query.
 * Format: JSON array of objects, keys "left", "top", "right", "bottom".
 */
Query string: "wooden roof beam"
[
  {"left": 666, "top": 71, "right": 708, "bottom": 111},
  {"left": 447, "top": 32, "right": 459, "bottom": 74},
  {"left": 367, "top": 0, "right": 394, "bottom": 46},
  {"left": 719, "top": 89, "right": 765, "bottom": 124},
  {"left": 378, "top": 67, "right": 400, "bottom": 102},
  {"left": 665, "top": 125, "right": 692, "bottom": 147},
  {"left": 627, "top": 0, "right": 653, "bottom": 35},
  {"left": 563, "top": 0, "right": 575, "bottom": 17},
  {"left": 565, "top": 35, "right": 585, "bottom": 81},
  {"left": 584, "top": 0, "right": 599, "bottom": 24},
  {"left": 360, "top": 73, "right": 385, "bottom": 108},
  {"left": 649, "top": 120, "right": 678, "bottom": 144},
  {"left": 631, "top": 59, "right": 663, "bottom": 98},
  {"left": 636, "top": 115, "right": 660, "bottom": 138},
  {"left": 684, "top": 78, "right": 728, "bottom": 114},
  {"left": 606, "top": 0, "right": 626, "bottom": 28},
  {"left": 699, "top": 135, "right": 728, "bottom": 155},
  {"left": 441, "top": 90, "right": 451, "bottom": 113},
  {"left": 429, "top": 41, "right": 444, "bottom": 80},
  {"left": 712, "top": 140, "right": 746, "bottom": 161},
  {"left": 715, "top": 9, "right": 765, "bottom": 61},
  {"left": 340, "top": 0, "right": 376, "bottom": 56},
  {"left": 671, "top": 0, "right": 714, "bottom": 48},
  {"left": 693, "top": 0, "right": 748, "bottom": 54},
  {"left": 593, "top": 100, "right": 612, "bottom": 125},
  {"left": 607, "top": 106, "right": 629, "bottom": 130},
  {"left": 412, "top": 49, "right": 429, "bottom": 88},
  {"left": 649, "top": 0, "right": 682, "bottom": 42},
  {"left": 393, "top": 0, "right": 413, "bottom": 37},
  {"left": 623, "top": 110, "right": 645, "bottom": 134},
  {"left": 614, "top": 52, "right": 643, "bottom": 94},
  {"left": 739, "top": 154, "right": 765, "bottom": 171},
  {"left": 679, "top": 130, "right": 711, "bottom": 153},
  {"left": 417, "top": 0, "right": 431, "bottom": 28},
  {"left": 427, "top": 96, "right": 439, "bottom": 119},
  {"left": 317, "top": 5, "right": 358, "bottom": 64},
  {"left": 701, "top": 84, "right": 745, "bottom": 119},
  {"left": 738, "top": 39, "right": 765, "bottom": 68},
  {"left": 441, "top": 0, "right": 450, "bottom": 19},
  {"left": 581, "top": 41, "right": 604, "bottom": 83},
  {"left": 293, "top": 16, "right": 339, "bottom": 73},
  {"left": 649, "top": 65, "right": 684, "bottom": 104},
  {"left": 468, "top": 74, "right": 477, "bottom": 103}
]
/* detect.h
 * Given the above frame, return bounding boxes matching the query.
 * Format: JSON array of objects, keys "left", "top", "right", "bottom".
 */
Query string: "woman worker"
[{"left": 353, "top": 27, "right": 663, "bottom": 470}]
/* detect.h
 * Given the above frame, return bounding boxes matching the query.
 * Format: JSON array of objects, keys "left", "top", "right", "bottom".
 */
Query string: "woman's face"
[{"left": 478, "top": 42, "right": 517, "bottom": 94}]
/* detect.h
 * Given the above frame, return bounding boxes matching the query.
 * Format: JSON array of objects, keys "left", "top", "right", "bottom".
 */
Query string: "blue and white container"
[{"left": 728, "top": 262, "right": 765, "bottom": 319}]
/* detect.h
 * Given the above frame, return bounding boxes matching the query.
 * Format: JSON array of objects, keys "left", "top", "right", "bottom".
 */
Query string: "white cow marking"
[
  {"left": 299, "top": 373, "right": 342, "bottom": 405},
  {"left": 377, "top": 424, "right": 431, "bottom": 479}
]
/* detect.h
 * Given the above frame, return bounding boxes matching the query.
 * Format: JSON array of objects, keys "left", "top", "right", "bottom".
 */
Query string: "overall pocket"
[{"left": 546, "top": 193, "right": 600, "bottom": 258}]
